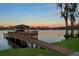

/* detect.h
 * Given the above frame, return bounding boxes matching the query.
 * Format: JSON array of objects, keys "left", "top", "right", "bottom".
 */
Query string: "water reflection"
[
  {"left": 0, "top": 30, "right": 78, "bottom": 51},
  {"left": 8, "top": 41, "right": 20, "bottom": 48},
  {"left": 6, "top": 38, "right": 29, "bottom": 48}
]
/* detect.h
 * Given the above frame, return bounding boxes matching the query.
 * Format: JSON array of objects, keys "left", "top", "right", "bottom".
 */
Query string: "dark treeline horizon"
[{"left": 0, "top": 24, "right": 78, "bottom": 30}]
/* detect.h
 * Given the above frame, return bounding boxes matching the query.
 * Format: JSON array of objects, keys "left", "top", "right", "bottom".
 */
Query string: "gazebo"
[{"left": 15, "top": 24, "right": 30, "bottom": 32}]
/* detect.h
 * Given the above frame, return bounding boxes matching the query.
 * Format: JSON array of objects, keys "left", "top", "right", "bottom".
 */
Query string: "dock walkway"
[{"left": 4, "top": 31, "right": 74, "bottom": 55}]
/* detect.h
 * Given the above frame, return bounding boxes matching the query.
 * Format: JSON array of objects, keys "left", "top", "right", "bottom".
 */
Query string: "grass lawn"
[
  {"left": 54, "top": 37, "right": 79, "bottom": 51},
  {"left": 0, "top": 48, "right": 64, "bottom": 56}
]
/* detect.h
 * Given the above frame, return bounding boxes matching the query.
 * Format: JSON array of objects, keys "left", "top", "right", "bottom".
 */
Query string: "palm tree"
[{"left": 57, "top": 3, "right": 70, "bottom": 39}]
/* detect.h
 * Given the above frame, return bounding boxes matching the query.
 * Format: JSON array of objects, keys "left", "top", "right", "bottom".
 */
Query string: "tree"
[
  {"left": 78, "top": 20, "right": 79, "bottom": 37},
  {"left": 57, "top": 3, "right": 77, "bottom": 38},
  {"left": 69, "top": 3, "right": 77, "bottom": 38},
  {"left": 76, "top": 9, "right": 79, "bottom": 37},
  {"left": 57, "top": 3, "right": 70, "bottom": 39}
]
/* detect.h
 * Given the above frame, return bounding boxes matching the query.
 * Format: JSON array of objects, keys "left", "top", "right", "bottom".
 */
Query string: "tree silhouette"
[
  {"left": 57, "top": 3, "right": 70, "bottom": 39},
  {"left": 57, "top": 3, "right": 77, "bottom": 38}
]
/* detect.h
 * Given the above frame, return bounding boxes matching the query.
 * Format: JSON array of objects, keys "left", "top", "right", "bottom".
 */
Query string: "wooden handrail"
[{"left": 5, "top": 31, "right": 38, "bottom": 40}]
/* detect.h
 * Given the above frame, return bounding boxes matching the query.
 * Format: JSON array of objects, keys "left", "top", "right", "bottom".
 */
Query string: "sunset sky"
[{"left": 0, "top": 3, "right": 78, "bottom": 27}]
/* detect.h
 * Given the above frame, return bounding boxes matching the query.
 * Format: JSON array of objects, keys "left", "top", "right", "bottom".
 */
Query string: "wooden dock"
[{"left": 4, "top": 31, "right": 74, "bottom": 55}]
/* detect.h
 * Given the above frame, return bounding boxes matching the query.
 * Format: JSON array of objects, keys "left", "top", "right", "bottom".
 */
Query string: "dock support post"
[
  {"left": 14, "top": 38, "right": 16, "bottom": 43},
  {"left": 20, "top": 40, "right": 23, "bottom": 47},
  {"left": 36, "top": 45, "right": 38, "bottom": 48},
  {"left": 31, "top": 43, "right": 33, "bottom": 48},
  {"left": 26, "top": 41, "right": 29, "bottom": 47},
  {"left": 10, "top": 38, "right": 12, "bottom": 41}
]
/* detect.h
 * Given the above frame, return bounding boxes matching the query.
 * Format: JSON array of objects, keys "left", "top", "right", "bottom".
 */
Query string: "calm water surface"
[{"left": 0, "top": 30, "right": 78, "bottom": 50}]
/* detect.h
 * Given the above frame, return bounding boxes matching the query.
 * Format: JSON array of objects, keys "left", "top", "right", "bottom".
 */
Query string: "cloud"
[{"left": 25, "top": 12, "right": 59, "bottom": 20}]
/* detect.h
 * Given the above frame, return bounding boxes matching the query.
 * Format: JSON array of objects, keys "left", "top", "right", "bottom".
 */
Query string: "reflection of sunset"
[{"left": 0, "top": 22, "right": 72, "bottom": 28}]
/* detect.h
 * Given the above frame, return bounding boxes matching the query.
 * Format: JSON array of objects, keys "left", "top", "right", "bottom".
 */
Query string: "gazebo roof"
[{"left": 15, "top": 24, "right": 30, "bottom": 30}]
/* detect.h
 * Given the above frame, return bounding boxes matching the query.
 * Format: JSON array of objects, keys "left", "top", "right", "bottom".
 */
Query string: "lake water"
[{"left": 0, "top": 30, "right": 78, "bottom": 51}]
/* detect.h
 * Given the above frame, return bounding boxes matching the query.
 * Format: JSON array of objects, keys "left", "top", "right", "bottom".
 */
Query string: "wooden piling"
[
  {"left": 36, "top": 45, "right": 38, "bottom": 48},
  {"left": 31, "top": 43, "right": 33, "bottom": 48}
]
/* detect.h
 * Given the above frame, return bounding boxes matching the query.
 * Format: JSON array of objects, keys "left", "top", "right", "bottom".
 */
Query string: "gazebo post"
[{"left": 28, "top": 27, "right": 30, "bottom": 32}]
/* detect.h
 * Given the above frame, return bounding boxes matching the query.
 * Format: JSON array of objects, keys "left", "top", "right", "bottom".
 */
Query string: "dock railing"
[{"left": 4, "top": 31, "right": 38, "bottom": 40}]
